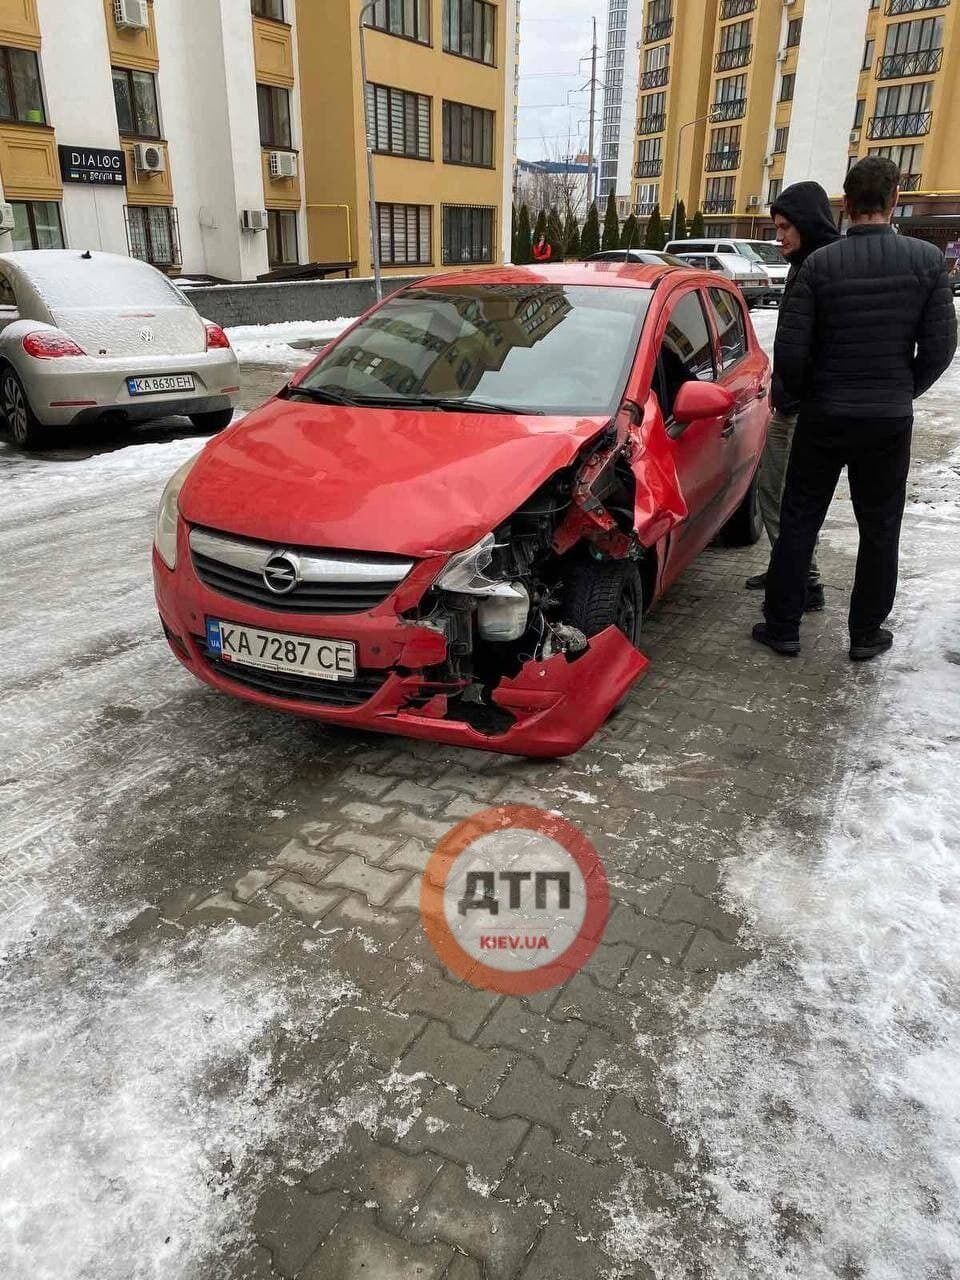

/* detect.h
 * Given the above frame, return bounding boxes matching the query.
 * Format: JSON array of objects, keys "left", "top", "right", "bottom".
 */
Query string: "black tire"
[
  {"left": 721, "top": 468, "right": 764, "bottom": 546},
  {"left": 189, "top": 408, "right": 234, "bottom": 432},
  {"left": 1, "top": 367, "right": 42, "bottom": 448},
  {"left": 561, "top": 557, "right": 643, "bottom": 648}
]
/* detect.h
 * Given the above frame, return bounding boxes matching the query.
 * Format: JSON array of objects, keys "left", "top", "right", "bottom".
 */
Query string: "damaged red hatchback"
[{"left": 153, "top": 264, "right": 769, "bottom": 757}]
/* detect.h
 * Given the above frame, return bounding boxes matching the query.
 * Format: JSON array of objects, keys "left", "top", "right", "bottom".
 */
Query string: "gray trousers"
[{"left": 758, "top": 410, "right": 821, "bottom": 584}]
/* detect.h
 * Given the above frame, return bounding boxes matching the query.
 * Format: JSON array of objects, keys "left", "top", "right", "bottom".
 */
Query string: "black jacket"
[
  {"left": 769, "top": 182, "right": 840, "bottom": 413},
  {"left": 775, "top": 224, "right": 957, "bottom": 419}
]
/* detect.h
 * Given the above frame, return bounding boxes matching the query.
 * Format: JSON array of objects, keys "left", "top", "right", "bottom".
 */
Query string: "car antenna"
[{"left": 81, "top": 250, "right": 92, "bottom": 259}]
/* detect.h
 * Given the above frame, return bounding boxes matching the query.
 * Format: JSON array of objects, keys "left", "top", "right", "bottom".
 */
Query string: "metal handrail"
[
  {"left": 705, "top": 149, "right": 741, "bottom": 172},
  {"left": 715, "top": 44, "right": 752, "bottom": 71},
  {"left": 876, "top": 48, "right": 943, "bottom": 78},
  {"left": 867, "top": 110, "right": 933, "bottom": 138}
]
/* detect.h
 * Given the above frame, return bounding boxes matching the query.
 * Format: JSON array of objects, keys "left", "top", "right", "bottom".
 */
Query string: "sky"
[{"left": 517, "top": 0, "right": 609, "bottom": 162}]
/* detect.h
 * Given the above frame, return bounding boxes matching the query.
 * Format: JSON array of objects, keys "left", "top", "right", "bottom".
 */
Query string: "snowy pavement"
[{"left": 1, "top": 308, "right": 958, "bottom": 1279}]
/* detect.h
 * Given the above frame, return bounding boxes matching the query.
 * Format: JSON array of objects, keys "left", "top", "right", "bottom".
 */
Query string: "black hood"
[{"left": 770, "top": 181, "right": 840, "bottom": 267}]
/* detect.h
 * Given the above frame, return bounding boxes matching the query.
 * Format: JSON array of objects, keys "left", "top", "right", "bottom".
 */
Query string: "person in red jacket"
[{"left": 532, "top": 234, "right": 552, "bottom": 262}]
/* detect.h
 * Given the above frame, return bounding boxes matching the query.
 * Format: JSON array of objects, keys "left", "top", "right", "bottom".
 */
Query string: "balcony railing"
[
  {"left": 639, "top": 65, "right": 669, "bottom": 89},
  {"left": 710, "top": 98, "right": 747, "bottom": 122},
  {"left": 715, "top": 44, "right": 752, "bottom": 71},
  {"left": 705, "top": 149, "right": 741, "bottom": 171},
  {"left": 635, "top": 158, "right": 664, "bottom": 178},
  {"left": 638, "top": 113, "right": 666, "bottom": 135},
  {"left": 644, "top": 18, "right": 673, "bottom": 41},
  {"left": 886, "top": 0, "right": 948, "bottom": 14},
  {"left": 703, "top": 198, "right": 736, "bottom": 214},
  {"left": 899, "top": 172, "right": 923, "bottom": 191},
  {"left": 636, "top": 201, "right": 659, "bottom": 216},
  {"left": 876, "top": 48, "right": 943, "bottom": 78},
  {"left": 720, "top": 0, "right": 755, "bottom": 16},
  {"left": 867, "top": 110, "right": 933, "bottom": 138}
]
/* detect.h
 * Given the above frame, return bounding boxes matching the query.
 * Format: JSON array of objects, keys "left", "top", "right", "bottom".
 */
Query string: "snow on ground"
[
  {"left": 226, "top": 318, "right": 354, "bottom": 366},
  {"left": 601, "top": 306, "right": 960, "bottom": 1277}
]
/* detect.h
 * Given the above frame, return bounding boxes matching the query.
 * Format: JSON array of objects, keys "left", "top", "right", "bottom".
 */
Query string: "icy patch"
[{"left": 226, "top": 319, "right": 354, "bottom": 367}]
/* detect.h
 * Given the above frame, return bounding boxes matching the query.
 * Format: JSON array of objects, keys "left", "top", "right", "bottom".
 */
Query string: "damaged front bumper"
[{"left": 154, "top": 542, "right": 648, "bottom": 758}]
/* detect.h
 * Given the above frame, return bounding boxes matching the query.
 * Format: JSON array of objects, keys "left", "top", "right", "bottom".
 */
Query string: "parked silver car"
[
  {"left": 670, "top": 250, "right": 771, "bottom": 308},
  {"left": 0, "top": 250, "right": 239, "bottom": 447}
]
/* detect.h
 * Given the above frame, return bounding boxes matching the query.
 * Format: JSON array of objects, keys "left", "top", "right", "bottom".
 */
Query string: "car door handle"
[{"left": 720, "top": 417, "right": 736, "bottom": 438}]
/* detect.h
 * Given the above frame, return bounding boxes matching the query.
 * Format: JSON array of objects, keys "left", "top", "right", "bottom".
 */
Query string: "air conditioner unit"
[
  {"left": 747, "top": 194, "right": 761, "bottom": 207},
  {"left": 134, "top": 142, "right": 165, "bottom": 174},
  {"left": 0, "top": 202, "right": 15, "bottom": 233},
  {"left": 849, "top": 128, "right": 861, "bottom": 144},
  {"left": 776, "top": 49, "right": 788, "bottom": 63},
  {"left": 269, "top": 151, "right": 298, "bottom": 179},
  {"left": 114, "top": 0, "right": 149, "bottom": 30},
  {"left": 241, "top": 209, "right": 269, "bottom": 233},
  {"left": 763, "top": 153, "right": 775, "bottom": 167}
]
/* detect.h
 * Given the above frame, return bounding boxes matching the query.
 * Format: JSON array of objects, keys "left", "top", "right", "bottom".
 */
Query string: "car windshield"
[
  {"left": 300, "top": 283, "right": 652, "bottom": 417},
  {"left": 733, "top": 240, "right": 786, "bottom": 266}
]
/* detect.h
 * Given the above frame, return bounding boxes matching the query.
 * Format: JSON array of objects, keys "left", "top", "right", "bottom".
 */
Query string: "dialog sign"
[{"left": 59, "top": 146, "right": 127, "bottom": 186}]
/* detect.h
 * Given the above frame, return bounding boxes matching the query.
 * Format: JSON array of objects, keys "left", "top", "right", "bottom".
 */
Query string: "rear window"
[
  {"left": 17, "top": 253, "right": 188, "bottom": 310},
  {"left": 302, "top": 283, "right": 652, "bottom": 417},
  {"left": 734, "top": 240, "right": 786, "bottom": 266}
]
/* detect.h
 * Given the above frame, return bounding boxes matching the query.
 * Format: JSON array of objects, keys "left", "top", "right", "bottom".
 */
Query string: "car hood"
[{"left": 180, "top": 397, "right": 609, "bottom": 556}]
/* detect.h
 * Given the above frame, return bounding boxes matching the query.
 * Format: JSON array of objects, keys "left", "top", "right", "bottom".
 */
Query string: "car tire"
[
  {"left": 189, "top": 408, "right": 234, "bottom": 432},
  {"left": 1, "top": 368, "right": 43, "bottom": 449},
  {"left": 721, "top": 468, "right": 764, "bottom": 546},
  {"left": 561, "top": 556, "right": 643, "bottom": 648}
]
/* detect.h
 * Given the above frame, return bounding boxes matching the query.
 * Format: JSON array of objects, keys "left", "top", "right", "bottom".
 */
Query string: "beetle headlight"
[
  {"left": 434, "top": 533, "right": 516, "bottom": 596},
  {"left": 154, "top": 455, "right": 198, "bottom": 570}
]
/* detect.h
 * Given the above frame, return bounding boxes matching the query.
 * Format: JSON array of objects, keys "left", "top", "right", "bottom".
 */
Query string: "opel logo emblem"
[
  {"left": 263, "top": 551, "right": 300, "bottom": 595},
  {"left": 138, "top": 326, "right": 154, "bottom": 344}
]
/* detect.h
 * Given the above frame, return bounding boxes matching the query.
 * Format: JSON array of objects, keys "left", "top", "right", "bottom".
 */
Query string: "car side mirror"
[{"left": 670, "top": 380, "right": 735, "bottom": 434}]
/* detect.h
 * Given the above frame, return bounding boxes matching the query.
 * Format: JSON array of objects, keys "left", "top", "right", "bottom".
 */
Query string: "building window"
[
  {"left": 0, "top": 46, "right": 46, "bottom": 124},
  {"left": 767, "top": 178, "right": 783, "bottom": 204},
  {"left": 704, "top": 175, "right": 735, "bottom": 212},
  {"left": 257, "top": 83, "right": 292, "bottom": 148},
  {"left": 125, "top": 205, "right": 182, "bottom": 268},
  {"left": 785, "top": 17, "right": 802, "bottom": 47},
  {"left": 443, "top": 100, "right": 494, "bottom": 167},
  {"left": 779, "top": 72, "right": 795, "bottom": 102},
  {"left": 267, "top": 210, "right": 298, "bottom": 266},
  {"left": 853, "top": 98, "right": 866, "bottom": 128},
  {"left": 10, "top": 200, "right": 64, "bottom": 250},
  {"left": 868, "top": 142, "right": 923, "bottom": 187},
  {"left": 365, "top": 83, "right": 431, "bottom": 159},
  {"left": 366, "top": 0, "right": 431, "bottom": 44},
  {"left": 442, "top": 204, "right": 494, "bottom": 264},
  {"left": 377, "top": 202, "right": 432, "bottom": 265},
  {"left": 773, "top": 125, "right": 789, "bottom": 154},
  {"left": 251, "top": 0, "right": 285, "bottom": 19},
  {"left": 112, "top": 67, "right": 161, "bottom": 139},
  {"left": 861, "top": 38, "right": 875, "bottom": 70},
  {"left": 443, "top": 0, "right": 495, "bottom": 65}
]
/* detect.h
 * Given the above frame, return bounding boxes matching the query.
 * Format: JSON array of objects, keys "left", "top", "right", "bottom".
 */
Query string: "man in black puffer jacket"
[
  {"left": 745, "top": 181, "right": 840, "bottom": 608},
  {"left": 754, "top": 156, "right": 957, "bottom": 661}
]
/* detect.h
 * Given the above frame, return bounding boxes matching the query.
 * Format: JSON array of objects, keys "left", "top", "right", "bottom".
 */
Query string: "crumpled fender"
[{"left": 632, "top": 395, "right": 688, "bottom": 546}]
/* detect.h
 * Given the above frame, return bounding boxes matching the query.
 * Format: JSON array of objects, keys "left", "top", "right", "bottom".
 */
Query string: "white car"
[
  {"left": 670, "top": 250, "right": 771, "bottom": 307},
  {"left": 665, "top": 237, "right": 789, "bottom": 303},
  {"left": 0, "top": 250, "right": 239, "bottom": 447}
]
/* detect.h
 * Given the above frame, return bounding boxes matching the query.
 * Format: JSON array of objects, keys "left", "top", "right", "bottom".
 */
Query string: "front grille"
[
  {"left": 189, "top": 527, "right": 414, "bottom": 615},
  {"left": 201, "top": 649, "right": 389, "bottom": 707}
]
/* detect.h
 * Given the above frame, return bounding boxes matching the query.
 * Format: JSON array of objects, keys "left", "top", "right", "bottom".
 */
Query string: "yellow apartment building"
[{"left": 297, "top": 0, "right": 514, "bottom": 275}]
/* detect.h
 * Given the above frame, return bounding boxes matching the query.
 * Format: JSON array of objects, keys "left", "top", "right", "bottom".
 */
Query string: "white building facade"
[{"left": 598, "top": 0, "right": 643, "bottom": 202}]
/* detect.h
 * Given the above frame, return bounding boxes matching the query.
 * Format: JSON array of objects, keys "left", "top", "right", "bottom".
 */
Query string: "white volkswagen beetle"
[{"left": 0, "top": 250, "right": 239, "bottom": 447}]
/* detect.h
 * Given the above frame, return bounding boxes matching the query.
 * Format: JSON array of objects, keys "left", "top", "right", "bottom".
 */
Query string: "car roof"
[{"left": 411, "top": 262, "right": 684, "bottom": 291}]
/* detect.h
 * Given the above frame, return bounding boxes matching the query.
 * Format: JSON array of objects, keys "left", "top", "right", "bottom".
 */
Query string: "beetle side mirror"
[{"left": 670, "top": 380, "right": 735, "bottom": 434}]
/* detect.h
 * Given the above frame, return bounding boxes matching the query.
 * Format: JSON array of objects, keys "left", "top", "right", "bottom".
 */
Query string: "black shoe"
[
  {"left": 849, "top": 628, "right": 893, "bottom": 661},
  {"left": 752, "top": 623, "right": 800, "bottom": 656},
  {"left": 745, "top": 572, "right": 767, "bottom": 590},
  {"left": 804, "top": 582, "right": 825, "bottom": 613}
]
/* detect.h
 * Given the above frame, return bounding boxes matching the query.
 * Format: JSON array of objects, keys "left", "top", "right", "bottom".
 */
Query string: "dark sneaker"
[
  {"left": 745, "top": 572, "right": 767, "bottom": 590},
  {"left": 752, "top": 623, "right": 800, "bottom": 656},
  {"left": 804, "top": 582, "right": 826, "bottom": 612},
  {"left": 849, "top": 628, "right": 893, "bottom": 661}
]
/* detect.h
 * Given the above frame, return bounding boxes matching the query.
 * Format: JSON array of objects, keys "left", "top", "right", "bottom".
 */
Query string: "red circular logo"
[{"left": 420, "top": 805, "right": 609, "bottom": 994}]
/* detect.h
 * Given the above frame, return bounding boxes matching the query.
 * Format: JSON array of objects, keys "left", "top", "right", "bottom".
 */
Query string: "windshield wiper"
[
  {"left": 283, "top": 384, "right": 359, "bottom": 406},
  {"left": 338, "top": 393, "right": 545, "bottom": 415}
]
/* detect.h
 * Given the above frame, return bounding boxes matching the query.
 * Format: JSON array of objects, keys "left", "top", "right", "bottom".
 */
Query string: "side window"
[
  {"left": 656, "top": 291, "right": 716, "bottom": 418},
  {"left": 718, "top": 243, "right": 735, "bottom": 254},
  {"left": 707, "top": 287, "right": 748, "bottom": 370},
  {"left": 0, "top": 269, "right": 16, "bottom": 307},
  {"left": 707, "top": 256, "right": 724, "bottom": 270}
]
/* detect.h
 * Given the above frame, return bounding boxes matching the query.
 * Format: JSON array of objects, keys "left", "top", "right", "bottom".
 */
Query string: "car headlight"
[
  {"left": 435, "top": 533, "right": 517, "bottom": 597},
  {"left": 154, "top": 455, "right": 198, "bottom": 570}
]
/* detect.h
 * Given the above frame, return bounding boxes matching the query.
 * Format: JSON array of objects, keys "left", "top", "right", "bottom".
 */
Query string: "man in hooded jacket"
[{"left": 745, "top": 181, "right": 840, "bottom": 610}]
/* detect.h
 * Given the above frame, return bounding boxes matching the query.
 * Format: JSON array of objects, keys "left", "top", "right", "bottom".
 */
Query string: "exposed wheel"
[
  {"left": 561, "top": 556, "right": 643, "bottom": 648},
  {"left": 2, "top": 368, "right": 42, "bottom": 448},
  {"left": 721, "top": 468, "right": 764, "bottom": 546},
  {"left": 189, "top": 408, "right": 234, "bottom": 432}
]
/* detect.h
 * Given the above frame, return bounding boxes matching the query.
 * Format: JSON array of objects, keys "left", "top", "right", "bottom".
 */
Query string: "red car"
[{"left": 153, "top": 263, "right": 769, "bottom": 758}]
